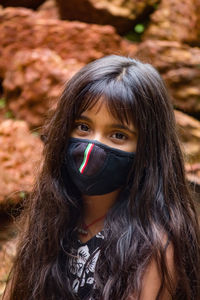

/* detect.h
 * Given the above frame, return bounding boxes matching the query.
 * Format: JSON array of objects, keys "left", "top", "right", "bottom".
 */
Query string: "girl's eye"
[
  {"left": 77, "top": 123, "right": 90, "bottom": 132},
  {"left": 111, "top": 132, "right": 127, "bottom": 140}
]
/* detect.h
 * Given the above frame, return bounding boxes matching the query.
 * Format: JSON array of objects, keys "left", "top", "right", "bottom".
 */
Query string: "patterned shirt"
[{"left": 68, "top": 232, "right": 104, "bottom": 299}]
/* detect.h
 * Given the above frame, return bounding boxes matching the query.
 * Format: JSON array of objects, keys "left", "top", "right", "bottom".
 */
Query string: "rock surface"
[
  {"left": 1, "top": 0, "right": 46, "bottom": 9},
  {"left": 135, "top": 40, "right": 200, "bottom": 114},
  {"left": 0, "top": 119, "right": 43, "bottom": 208},
  {"left": 144, "top": 0, "right": 199, "bottom": 45},
  {"left": 186, "top": 163, "right": 200, "bottom": 187},
  {"left": 175, "top": 110, "right": 200, "bottom": 196},
  {"left": 3, "top": 48, "right": 83, "bottom": 128},
  {"left": 55, "top": 0, "right": 159, "bottom": 34},
  {"left": 175, "top": 110, "right": 200, "bottom": 164},
  {"left": 37, "top": 0, "right": 59, "bottom": 20},
  {"left": 0, "top": 7, "right": 130, "bottom": 78},
  {"left": 0, "top": 238, "right": 17, "bottom": 298}
]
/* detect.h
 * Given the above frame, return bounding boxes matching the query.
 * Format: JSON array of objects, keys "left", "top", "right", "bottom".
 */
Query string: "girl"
[{"left": 4, "top": 55, "right": 200, "bottom": 300}]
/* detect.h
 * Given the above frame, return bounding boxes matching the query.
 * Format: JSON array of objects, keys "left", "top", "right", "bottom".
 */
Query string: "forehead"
[{"left": 80, "top": 100, "right": 117, "bottom": 122}]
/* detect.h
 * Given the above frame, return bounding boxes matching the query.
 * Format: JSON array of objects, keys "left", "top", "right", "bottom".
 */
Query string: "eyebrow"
[{"left": 76, "top": 115, "right": 137, "bottom": 135}]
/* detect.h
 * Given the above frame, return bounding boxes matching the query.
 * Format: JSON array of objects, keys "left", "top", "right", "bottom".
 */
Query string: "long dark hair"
[{"left": 5, "top": 55, "right": 200, "bottom": 299}]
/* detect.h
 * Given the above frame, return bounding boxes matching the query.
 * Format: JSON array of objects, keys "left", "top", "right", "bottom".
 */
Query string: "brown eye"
[
  {"left": 111, "top": 132, "right": 127, "bottom": 140},
  {"left": 77, "top": 123, "right": 90, "bottom": 132}
]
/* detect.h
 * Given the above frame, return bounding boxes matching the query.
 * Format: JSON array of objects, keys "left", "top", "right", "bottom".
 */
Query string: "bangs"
[{"left": 75, "top": 78, "right": 137, "bottom": 127}]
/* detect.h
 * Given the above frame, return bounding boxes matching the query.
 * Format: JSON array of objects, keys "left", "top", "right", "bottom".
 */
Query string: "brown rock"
[
  {"left": 185, "top": 163, "right": 200, "bottom": 187},
  {"left": 0, "top": 238, "right": 17, "bottom": 297},
  {"left": 175, "top": 110, "right": 200, "bottom": 164},
  {"left": 175, "top": 110, "right": 200, "bottom": 195},
  {"left": 0, "top": 215, "right": 18, "bottom": 298},
  {"left": 0, "top": 119, "right": 43, "bottom": 208},
  {"left": 3, "top": 48, "right": 84, "bottom": 128},
  {"left": 144, "top": 0, "right": 199, "bottom": 45},
  {"left": 55, "top": 0, "right": 159, "bottom": 34},
  {"left": 0, "top": 7, "right": 128, "bottom": 78},
  {"left": 37, "top": 0, "right": 59, "bottom": 20},
  {"left": 135, "top": 40, "right": 200, "bottom": 114},
  {"left": 1, "top": 0, "right": 46, "bottom": 10}
]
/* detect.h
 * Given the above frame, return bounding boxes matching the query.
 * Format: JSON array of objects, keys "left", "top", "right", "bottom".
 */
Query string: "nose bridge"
[{"left": 93, "top": 131, "right": 104, "bottom": 143}]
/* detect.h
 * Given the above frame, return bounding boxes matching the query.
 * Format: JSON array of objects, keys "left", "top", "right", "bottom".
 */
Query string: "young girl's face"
[{"left": 71, "top": 100, "right": 138, "bottom": 153}]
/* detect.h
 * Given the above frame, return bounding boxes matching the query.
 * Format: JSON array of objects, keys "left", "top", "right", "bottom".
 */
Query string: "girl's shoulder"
[{"left": 140, "top": 241, "right": 176, "bottom": 300}]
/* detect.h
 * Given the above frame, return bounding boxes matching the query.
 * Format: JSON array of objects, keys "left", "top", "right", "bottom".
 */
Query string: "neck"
[{"left": 82, "top": 189, "right": 120, "bottom": 224}]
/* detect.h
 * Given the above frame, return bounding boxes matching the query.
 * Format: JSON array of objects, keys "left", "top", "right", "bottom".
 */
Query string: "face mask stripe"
[{"left": 79, "top": 143, "right": 94, "bottom": 174}]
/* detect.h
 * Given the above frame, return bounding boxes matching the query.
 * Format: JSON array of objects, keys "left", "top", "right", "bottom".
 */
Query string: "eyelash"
[{"left": 74, "top": 122, "right": 128, "bottom": 141}]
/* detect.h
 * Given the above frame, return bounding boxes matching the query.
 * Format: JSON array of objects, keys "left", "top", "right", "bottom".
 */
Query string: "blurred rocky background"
[{"left": 0, "top": 0, "right": 200, "bottom": 297}]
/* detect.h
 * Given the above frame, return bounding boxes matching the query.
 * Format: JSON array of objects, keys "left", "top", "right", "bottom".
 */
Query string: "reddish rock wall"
[
  {"left": 135, "top": 40, "right": 200, "bottom": 114},
  {"left": 144, "top": 0, "right": 199, "bottom": 45},
  {"left": 55, "top": 0, "right": 159, "bottom": 34},
  {"left": 0, "top": 119, "right": 43, "bottom": 208},
  {"left": 0, "top": 7, "right": 130, "bottom": 78},
  {"left": 3, "top": 48, "right": 83, "bottom": 128}
]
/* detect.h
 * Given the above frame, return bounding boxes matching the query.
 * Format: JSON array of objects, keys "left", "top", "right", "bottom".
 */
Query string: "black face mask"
[{"left": 65, "top": 137, "right": 135, "bottom": 196}]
